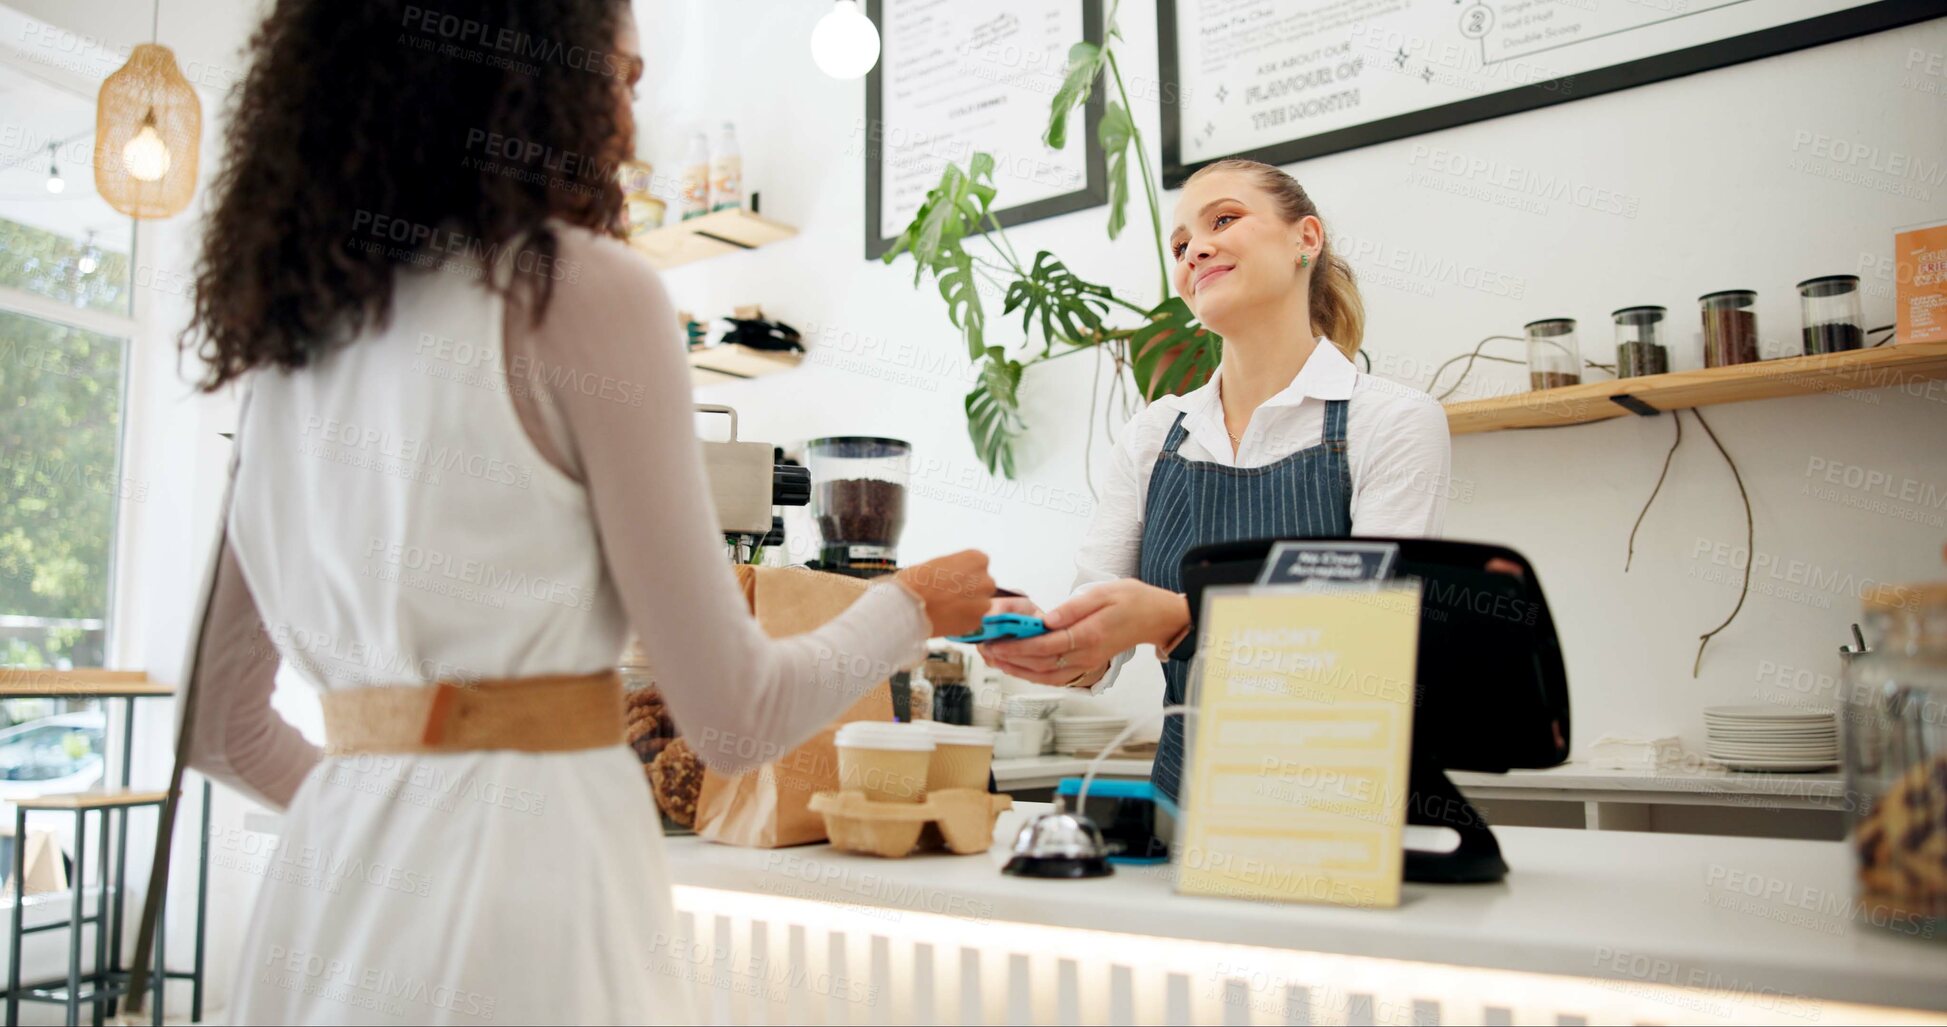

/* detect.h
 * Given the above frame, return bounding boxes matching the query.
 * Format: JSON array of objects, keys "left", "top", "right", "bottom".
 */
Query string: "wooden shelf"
[
  {"left": 0, "top": 669, "right": 170, "bottom": 699},
  {"left": 688, "top": 343, "right": 802, "bottom": 387},
  {"left": 1445, "top": 342, "right": 1947, "bottom": 435},
  {"left": 630, "top": 209, "right": 797, "bottom": 270},
  {"left": 15, "top": 789, "right": 169, "bottom": 811}
]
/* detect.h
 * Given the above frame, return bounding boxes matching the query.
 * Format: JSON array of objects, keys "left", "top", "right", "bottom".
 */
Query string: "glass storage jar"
[
  {"left": 1699, "top": 290, "right": 1761, "bottom": 367},
  {"left": 806, "top": 436, "right": 911, "bottom": 571},
  {"left": 1842, "top": 581, "right": 1947, "bottom": 938},
  {"left": 1612, "top": 306, "right": 1669, "bottom": 378},
  {"left": 620, "top": 636, "right": 698, "bottom": 835},
  {"left": 1524, "top": 318, "right": 1581, "bottom": 390},
  {"left": 1798, "top": 275, "right": 1866, "bottom": 355}
]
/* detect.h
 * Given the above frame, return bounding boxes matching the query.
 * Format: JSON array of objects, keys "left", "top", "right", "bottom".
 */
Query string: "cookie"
[
  {"left": 648, "top": 738, "right": 704, "bottom": 828},
  {"left": 1855, "top": 754, "right": 1947, "bottom": 913}
]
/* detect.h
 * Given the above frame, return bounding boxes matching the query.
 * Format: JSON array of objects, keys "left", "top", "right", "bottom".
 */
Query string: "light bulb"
[
  {"left": 46, "top": 173, "right": 65, "bottom": 194},
  {"left": 811, "top": 0, "right": 879, "bottom": 80},
  {"left": 122, "top": 122, "right": 172, "bottom": 182}
]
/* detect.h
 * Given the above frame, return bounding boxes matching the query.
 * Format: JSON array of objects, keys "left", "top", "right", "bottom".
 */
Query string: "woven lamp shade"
[{"left": 94, "top": 43, "right": 201, "bottom": 219}]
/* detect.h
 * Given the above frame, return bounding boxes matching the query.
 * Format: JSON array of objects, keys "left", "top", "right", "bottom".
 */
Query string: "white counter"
[
  {"left": 1447, "top": 762, "right": 1847, "bottom": 809},
  {"left": 989, "top": 756, "right": 1150, "bottom": 790},
  {"left": 991, "top": 756, "right": 1851, "bottom": 833},
  {"left": 660, "top": 812, "right": 1944, "bottom": 1025}
]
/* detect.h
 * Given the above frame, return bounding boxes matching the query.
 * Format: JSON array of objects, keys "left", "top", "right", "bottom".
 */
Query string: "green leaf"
[
  {"left": 1129, "top": 296, "right": 1221, "bottom": 401},
  {"left": 1044, "top": 41, "right": 1104, "bottom": 150},
  {"left": 965, "top": 353, "right": 1025, "bottom": 477},
  {"left": 884, "top": 159, "right": 990, "bottom": 281},
  {"left": 1099, "top": 101, "right": 1133, "bottom": 240},
  {"left": 938, "top": 251, "right": 986, "bottom": 360},
  {"left": 914, "top": 166, "right": 966, "bottom": 272},
  {"left": 967, "top": 152, "right": 997, "bottom": 198},
  {"left": 1006, "top": 251, "right": 1110, "bottom": 354}
]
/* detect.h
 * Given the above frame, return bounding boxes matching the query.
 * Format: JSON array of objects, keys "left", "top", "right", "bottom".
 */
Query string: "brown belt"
[{"left": 321, "top": 671, "right": 626, "bottom": 755}]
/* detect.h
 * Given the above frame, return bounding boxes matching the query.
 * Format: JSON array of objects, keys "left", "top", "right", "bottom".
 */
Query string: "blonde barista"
[{"left": 983, "top": 159, "right": 1452, "bottom": 801}]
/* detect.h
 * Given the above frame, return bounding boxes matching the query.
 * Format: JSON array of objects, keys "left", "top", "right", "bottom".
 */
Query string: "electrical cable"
[
  {"left": 1624, "top": 412, "right": 1681, "bottom": 573},
  {"left": 1687, "top": 409, "right": 1751, "bottom": 677}
]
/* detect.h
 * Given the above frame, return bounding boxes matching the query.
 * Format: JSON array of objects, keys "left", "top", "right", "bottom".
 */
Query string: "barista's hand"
[
  {"left": 987, "top": 596, "right": 1044, "bottom": 619},
  {"left": 895, "top": 550, "right": 994, "bottom": 638},
  {"left": 981, "top": 579, "right": 1189, "bottom": 686}
]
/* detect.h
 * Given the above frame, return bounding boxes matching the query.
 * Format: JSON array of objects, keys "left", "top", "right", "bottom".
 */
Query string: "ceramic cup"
[{"left": 1003, "top": 717, "right": 1053, "bottom": 756}]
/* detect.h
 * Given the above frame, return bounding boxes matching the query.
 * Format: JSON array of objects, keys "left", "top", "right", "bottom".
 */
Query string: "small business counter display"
[
  {"left": 644, "top": 539, "right": 1941, "bottom": 1024},
  {"left": 1174, "top": 537, "right": 1573, "bottom": 884}
]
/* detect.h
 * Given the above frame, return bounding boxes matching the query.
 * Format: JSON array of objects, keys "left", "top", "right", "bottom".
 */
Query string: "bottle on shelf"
[
  {"left": 709, "top": 122, "right": 742, "bottom": 213},
  {"left": 679, "top": 132, "right": 709, "bottom": 221}
]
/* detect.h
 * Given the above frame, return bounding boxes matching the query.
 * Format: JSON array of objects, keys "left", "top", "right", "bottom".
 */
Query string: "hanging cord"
[
  {"left": 1423, "top": 335, "right": 1617, "bottom": 402},
  {"left": 1624, "top": 412, "right": 1682, "bottom": 571},
  {"left": 1076, "top": 704, "right": 1193, "bottom": 813},
  {"left": 1614, "top": 407, "right": 1752, "bottom": 675},
  {"left": 1083, "top": 342, "right": 1104, "bottom": 502},
  {"left": 1427, "top": 335, "right": 1525, "bottom": 401},
  {"left": 1688, "top": 408, "right": 1752, "bottom": 677}
]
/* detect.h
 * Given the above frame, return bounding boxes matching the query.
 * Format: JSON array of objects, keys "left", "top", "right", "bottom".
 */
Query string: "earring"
[{"left": 1299, "top": 254, "right": 1309, "bottom": 267}]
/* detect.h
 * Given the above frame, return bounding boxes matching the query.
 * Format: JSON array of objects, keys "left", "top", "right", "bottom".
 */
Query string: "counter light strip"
[{"left": 669, "top": 884, "right": 1938, "bottom": 1026}]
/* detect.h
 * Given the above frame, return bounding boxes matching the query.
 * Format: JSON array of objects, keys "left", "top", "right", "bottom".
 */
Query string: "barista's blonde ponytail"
[{"left": 1184, "top": 159, "right": 1365, "bottom": 357}]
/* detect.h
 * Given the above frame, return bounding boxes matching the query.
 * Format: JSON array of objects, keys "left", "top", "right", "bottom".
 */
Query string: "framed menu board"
[
  {"left": 864, "top": 0, "right": 1106, "bottom": 259},
  {"left": 1157, "top": 0, "right": 1940, "bottom": 186}
]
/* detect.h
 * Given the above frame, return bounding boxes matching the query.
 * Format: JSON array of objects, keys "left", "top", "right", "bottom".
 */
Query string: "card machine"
[{"left": 948, "top": 613, "right": 1048, "bottom": 644}]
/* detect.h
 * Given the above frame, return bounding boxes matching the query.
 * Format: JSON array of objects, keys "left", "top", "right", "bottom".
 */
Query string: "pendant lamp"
[{"left": 94, "top": 2, "right": 200, "bottom": 219}]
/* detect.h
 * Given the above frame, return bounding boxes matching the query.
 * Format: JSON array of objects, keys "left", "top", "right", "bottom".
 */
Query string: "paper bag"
[{"left": 692, "top": 566, "right": 896, "bottom": 847}]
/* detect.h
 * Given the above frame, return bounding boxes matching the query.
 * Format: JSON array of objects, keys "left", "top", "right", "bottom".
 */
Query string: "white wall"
[{"left": 646, "top": 1, "right": 1947, "bottom": 753}]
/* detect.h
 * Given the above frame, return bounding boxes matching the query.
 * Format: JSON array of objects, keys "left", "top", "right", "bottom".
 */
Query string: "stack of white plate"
[
  {"left": 1052, "top": 715, "right": 1128, "bottom": 756},
  {"left": 1703, "top": 705, "right": 1839, "bottom": 771}
]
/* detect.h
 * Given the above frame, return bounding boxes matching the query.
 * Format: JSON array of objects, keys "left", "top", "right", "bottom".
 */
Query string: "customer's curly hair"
[{"left": 185, "top": 0, "right": 637, "bottom": 391}]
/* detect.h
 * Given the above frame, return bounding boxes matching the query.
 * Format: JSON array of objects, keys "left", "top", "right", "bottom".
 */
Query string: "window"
[
  {"left": 0, "top": 53, "right": 137, "bottom": 670},
  {"left": 0, "top": 713, "right": 105, "bottom": 787}
]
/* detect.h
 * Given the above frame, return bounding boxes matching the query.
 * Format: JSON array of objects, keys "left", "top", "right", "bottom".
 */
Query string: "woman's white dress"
[{"left": 204, "top": 238, "right": 927, "bottom": 1024}]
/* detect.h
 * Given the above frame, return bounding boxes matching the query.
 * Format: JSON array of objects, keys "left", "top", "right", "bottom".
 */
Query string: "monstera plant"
[{"left": 880, "top": 1, "right": 1219, "bottom": 478}]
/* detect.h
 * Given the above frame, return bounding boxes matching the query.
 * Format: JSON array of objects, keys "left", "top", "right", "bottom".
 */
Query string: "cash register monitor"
[{"left": 1177, "top": 537, "right": 1572, "bottom": 881}]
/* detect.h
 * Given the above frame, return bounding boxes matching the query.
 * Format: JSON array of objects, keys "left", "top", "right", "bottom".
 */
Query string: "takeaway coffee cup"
[
  {"left": 835, "top": 721, "right": 935, "bottom": 802},
  {"left": 923, "top": 722, "right": 997, "bottom": 790}
]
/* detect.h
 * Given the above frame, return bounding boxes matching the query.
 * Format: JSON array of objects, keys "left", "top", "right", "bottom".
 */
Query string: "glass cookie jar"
[{"left": 1842, "top": 582, "right": 1947, "bottom": 938}]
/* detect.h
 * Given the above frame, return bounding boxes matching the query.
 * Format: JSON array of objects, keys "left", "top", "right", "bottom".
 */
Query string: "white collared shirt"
[{"left": 1072, "top": 338, "right": 1452, "bottom": 690}]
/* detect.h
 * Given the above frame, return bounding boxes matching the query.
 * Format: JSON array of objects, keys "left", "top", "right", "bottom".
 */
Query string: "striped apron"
[{"left": 1136, "top": 400, "right": 1353, "bottom": 803}]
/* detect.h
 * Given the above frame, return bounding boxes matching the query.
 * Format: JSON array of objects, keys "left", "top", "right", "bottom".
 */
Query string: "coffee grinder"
[{"left": 804, "top": 436, "right": 911, "bottom": 578}]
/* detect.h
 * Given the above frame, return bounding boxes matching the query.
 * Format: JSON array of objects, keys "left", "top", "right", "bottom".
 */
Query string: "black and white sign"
[
  {"left": 863, "top": 0, "right": 1106, "bottom": 258},
  {"left": 1158, "top": 0, "right": 1939, "bottom": 185},
  {"left": 1257, "top": 541, "right": 1400, "bottom": 586}
]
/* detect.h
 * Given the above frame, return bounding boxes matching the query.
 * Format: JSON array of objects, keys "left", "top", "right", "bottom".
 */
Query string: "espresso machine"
[{"left": 696, "top": 405, "right": 809, "bottom": 561}]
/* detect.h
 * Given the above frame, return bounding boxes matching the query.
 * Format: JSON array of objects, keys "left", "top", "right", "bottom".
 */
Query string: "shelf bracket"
[
  {"left": 1608, "top": 394, "right": 1661, "bottom": 417},
  {"left": 693, "top": 231, "right": 756, "bottom": 251}
]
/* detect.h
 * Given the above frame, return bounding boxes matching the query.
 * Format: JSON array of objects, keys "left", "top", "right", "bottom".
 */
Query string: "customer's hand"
[
  {"left": 895, "top": 550, "right": 994, "bottom": 638},
  {"left": 981, "top": 579, "right": 1189, "bottom": 686}
]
